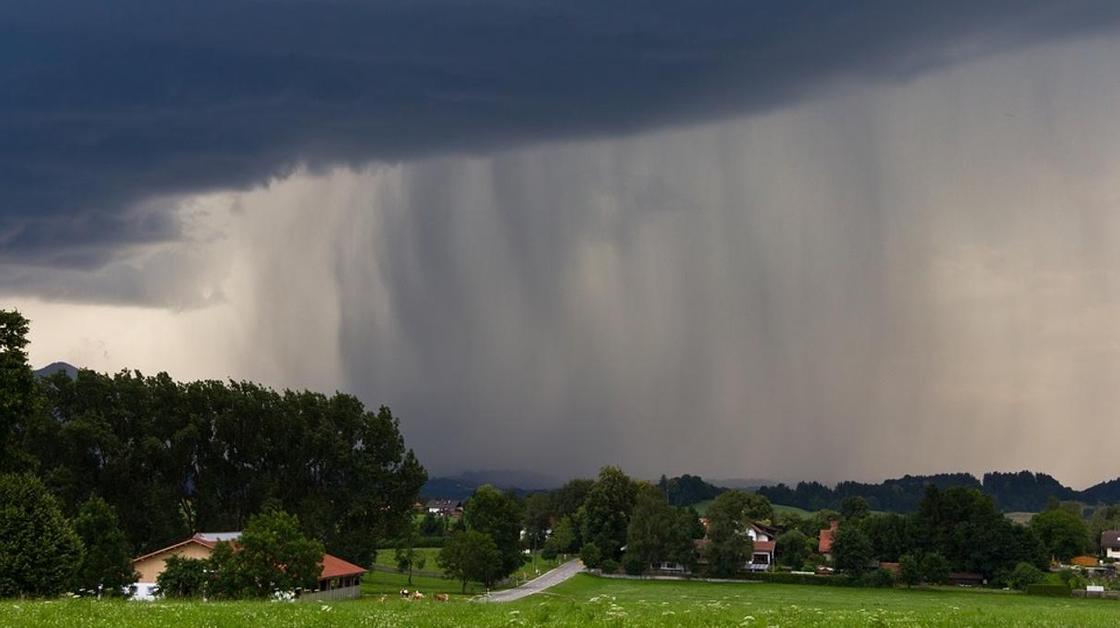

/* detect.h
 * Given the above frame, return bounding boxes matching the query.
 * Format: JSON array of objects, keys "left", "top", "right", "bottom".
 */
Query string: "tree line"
[
  {"left": 0, "top": 309, "right": 427, "bottom": 596},
  {"left": 758, "top": 470, "right": 1120, "bottom": 514}
]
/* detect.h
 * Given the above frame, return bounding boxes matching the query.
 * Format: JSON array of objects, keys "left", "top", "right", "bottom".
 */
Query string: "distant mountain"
[
  {"left": 457, "top": 469, "right": 560, "bottom": 491},
  {"left": 421, "top": 469, "right": 561, "bottom": 500},
  {"left": 33, "top": 361, "right": 78, "bottom": 379}
]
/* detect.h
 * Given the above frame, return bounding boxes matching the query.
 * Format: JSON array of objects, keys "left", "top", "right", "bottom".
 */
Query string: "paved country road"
[{"left": 477, "top": 560, "right": 583, "bottom": 602}]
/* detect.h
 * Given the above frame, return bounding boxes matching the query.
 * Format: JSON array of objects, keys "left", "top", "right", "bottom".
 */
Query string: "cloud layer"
[{"left": 4, "top": 1, "right": 1120, "bottom": 276}]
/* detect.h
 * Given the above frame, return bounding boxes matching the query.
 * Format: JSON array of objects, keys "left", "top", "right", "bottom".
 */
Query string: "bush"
[
  {"left": 920, "top": 552, "right": 950, "bottom": 585},
  {"left": 0, "top": 473, "right": 84, "bottom": 597},
  {"left": 580, "top": 543, "right": 602, "bottom": 569},
  {"left": 863, "top": 567, "right": 896, "bottom": 588},
  {"left": 156, "top": 556, "right": 208, "bottom": 598},
  {"left": 541, "top": 546, "right": 558, "bottom": 560},
  {"left": 748, "top": 572, "right": 856, "bottom": 587},
  {"left": 73, "top": 497, "right": 138, "bottom": 596},
  {"left": 1025, "top": 583, "right": 1071, "bottom": 597},
  {"left": 1007, "top": 562, "right": 1045, "bottom": 590},
  {"left": 622, "top": 554, "right": 645, "bottom": 576},
  {"left": 599, "top": 559, "right": 619, "bottom": 574}
]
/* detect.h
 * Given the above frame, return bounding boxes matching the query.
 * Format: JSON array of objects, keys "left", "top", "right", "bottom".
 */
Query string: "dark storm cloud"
[{"left": 3, "top": 0, "right": 1120, "bottom": 272}]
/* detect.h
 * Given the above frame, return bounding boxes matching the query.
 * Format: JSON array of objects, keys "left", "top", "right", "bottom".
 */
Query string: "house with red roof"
[
  {"left": 131, "top": 531, "right": 366, "bottom": 601},
  {"left": 745, "top": 522, "right": 777, "bottom": 571},
  {"left": 818, "top": 520, "right": 838, "bottom": 562}
]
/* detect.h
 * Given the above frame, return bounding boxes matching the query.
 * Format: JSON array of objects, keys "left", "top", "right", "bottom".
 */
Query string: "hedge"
[
  {"left": 1025, "top": 584, "right": 1071, "bottom": 597},
  {"left": 747, "top": 572, "right": 856, "bottom": 587}
]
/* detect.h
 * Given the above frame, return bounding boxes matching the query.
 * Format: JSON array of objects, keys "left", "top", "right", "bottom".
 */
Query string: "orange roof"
[
  {"left": 1070, "top": 555, "right": 1099, "bottom": 567},
  {"left": 819, "top": 521, "right": 838, "bottom": 553},
  {"left": 320, "top": 553, "right": 367, "bottom": 579},
  {"left": 753, "top": 540, "right": 776, "bottom": 553}
]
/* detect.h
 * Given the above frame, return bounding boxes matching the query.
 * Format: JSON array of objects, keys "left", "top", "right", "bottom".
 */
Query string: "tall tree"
[
  {"left": 0, "top": 310, "right": 35, "bottom": 473},
  {"left": 0, "top": 473, "right": 83, "bottom": 597},
  {"left": 438, "top": 530, "right": 501, "bottom": 592},
  {"left": 464, "top": 485, "right": 524, "bottom": 580},
  {"left": 522, "top": 492, "right": 553, "bottom": 551},
  {"left": 394, "top": 520, "right": 426, "bottom": 585},
  {"left": 831, "top": 525, "right": 874, "bottom": 575},
  {"left": 579, "top": 466, "right": 638, "bottom": 560},
  {"left": 1030, "top": 507, "right": 1091, "bottom": 562},
  {"left": 73, "top": 496, "right": 138, "bottom": 596},
  {"left": 704, "top": 490, "right": 754, "bottom": 577},
  {"left": 233, "top": 509, "right": 325, "bottom": 596}
]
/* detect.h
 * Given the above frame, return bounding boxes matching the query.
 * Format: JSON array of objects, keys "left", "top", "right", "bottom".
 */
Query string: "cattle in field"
[{"left": 433, "top": 593, "right": 450, "bottom": 602}]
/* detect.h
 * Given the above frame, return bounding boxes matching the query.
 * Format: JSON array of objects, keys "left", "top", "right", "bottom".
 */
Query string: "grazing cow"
[
  {"left": 400, "top": 588, "right": 410, "bottom": 598},
  {"left": 433, "top": 593, "right": 450, "bottom": 602},
  {"left": 412, "top": 591, "right": 425, "bottom": 600}
]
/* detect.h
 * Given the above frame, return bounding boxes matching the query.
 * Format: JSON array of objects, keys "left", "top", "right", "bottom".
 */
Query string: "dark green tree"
[
  {"left": 579, "top": 542, "right": 602, "bottom": 569},
  {"left": 831, "top": 525, "right": 874, "bottom": 575},
  {"left": 776, "top": 529, "right": 811, "bottom": 568},
  {"left": 919, "top": 552, "right": 950, "bottom": 584},
  {"left": 898, "top": 553, "right": 921, "bottom": 587},
  {"left": 545, "top": 515, "right": 577, "bottom": 555},
  {"left": 0, "top": 310, "right": 36, "bottom": 474},
  {"left": 438, "top": 530, "right": 501, "bottom": 592},
  {"left": 704, "top": 491, "right": 754, "bottom": 577},
  {"left": 579, "top": 466, "right": 638, "bottom": 560},
  {"left": 464, "top": 485, "right": 524, "bottom": 580},
  {"left": 1029, "top": 507, "right": 1091, "bottom": 562},
  {"left": 1006, "top": 561, "right": 1044, "bottom": 590},
  {"left": 521, "top": 492, "right": 553, "bottom": 550},
  {"left": 155, "top": 555, "right": 207, "bottom": 598},
  {"left": 840, "top": 496, "right": 871, "bottom": 521},
  {"left": 234, "top": 510, "right": 324, "bottom": 596},
  {"left": 73, "top": 496, "right": 138, "bottom": 596},
  {"left": 394, "top": 521, "right": 426, "bottom": 585},
  {"left": 0, "top": 473, "right": 83, "bottom": 597}
]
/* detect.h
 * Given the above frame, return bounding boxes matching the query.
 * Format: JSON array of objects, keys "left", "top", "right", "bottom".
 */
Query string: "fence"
[{"left": 300, "top": 585, "right": 362, "bottom": 602}]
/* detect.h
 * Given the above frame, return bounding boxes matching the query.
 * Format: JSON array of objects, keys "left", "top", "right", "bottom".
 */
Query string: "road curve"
[{"left": 478, "top": 559, "right": 583, "bottom": 602}]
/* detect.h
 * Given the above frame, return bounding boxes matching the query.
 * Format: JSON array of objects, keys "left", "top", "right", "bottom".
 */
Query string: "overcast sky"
[{"left": 6, "top": 1, "right": 1120, "bottom": 486}]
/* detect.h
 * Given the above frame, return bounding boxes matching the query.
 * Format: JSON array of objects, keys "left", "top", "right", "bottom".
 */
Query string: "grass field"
[
  {"left": 364, "top": 549, "right": 567, "bottom": 597},
  {"left": 4, "top": 573, "right": 1119, "bottom": 626}
]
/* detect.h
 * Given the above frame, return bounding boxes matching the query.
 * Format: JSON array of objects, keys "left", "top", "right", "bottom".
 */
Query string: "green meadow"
[{"left": 3, "top": 574, "right": 1118, "bottom": 627}]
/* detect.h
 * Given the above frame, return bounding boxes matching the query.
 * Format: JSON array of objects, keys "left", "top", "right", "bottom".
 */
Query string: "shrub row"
[{"left": 1025, "top": 584, "right": 1071, "bottom": 597}]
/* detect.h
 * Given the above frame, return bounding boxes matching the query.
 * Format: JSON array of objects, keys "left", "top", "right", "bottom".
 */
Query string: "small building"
[
  {"left": 131, "top": 531, "right": 367, "bottom": 600},
  {"left": 1101, "top": 531, "right": 1120, "bottom": 559},
  {"left": 818, "top": 520, "right": 838, "bottom": 562},
  {"left": 948, "top": 572, "right": 985, "bottom": 586},
  {"left": 745, "top": 523, "right": 777, "bottom": 571}
]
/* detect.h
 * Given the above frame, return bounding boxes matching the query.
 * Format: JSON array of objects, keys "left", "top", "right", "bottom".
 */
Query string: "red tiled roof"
[
  {"left": 753, "top": 540, "right": 775, "bottom": 553},
  {"left": 818, "top": 521, "right": 838, "bottom": 553},
  {"left": 320, "top": 553, "right": 367, "bottom": 579}
]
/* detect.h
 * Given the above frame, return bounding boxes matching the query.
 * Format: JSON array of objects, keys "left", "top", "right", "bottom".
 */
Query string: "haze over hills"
[{"left": 424, "top": 469, "right": 1120, "bottom": 515}]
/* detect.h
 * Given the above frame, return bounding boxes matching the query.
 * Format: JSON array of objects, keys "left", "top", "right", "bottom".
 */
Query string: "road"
[{"left": 478, "top": 559, "right": 583, "bottom": 602}]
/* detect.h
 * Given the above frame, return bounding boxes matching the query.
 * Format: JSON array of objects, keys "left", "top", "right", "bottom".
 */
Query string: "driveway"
[{"left": 478, "top": 559, "right": 583, "bottom": 602}]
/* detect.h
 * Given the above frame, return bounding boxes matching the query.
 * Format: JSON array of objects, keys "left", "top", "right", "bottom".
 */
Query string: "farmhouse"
[
  {"left": 1101, "top": 530, "right": 1120, "bottom": 559},
  {"left": 745, "top": 522, "right": 777, "bottom": 571},
  {"left": 818, "top": 520, "right": 838, "bottom": 562},
  {"left": 131, "top": 531, "right": 367, "bottom": 600}
]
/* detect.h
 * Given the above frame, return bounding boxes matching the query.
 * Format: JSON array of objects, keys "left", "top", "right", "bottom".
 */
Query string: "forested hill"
[{"left": 758, "top": 470, "right": 1114, "bottom": 513}]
